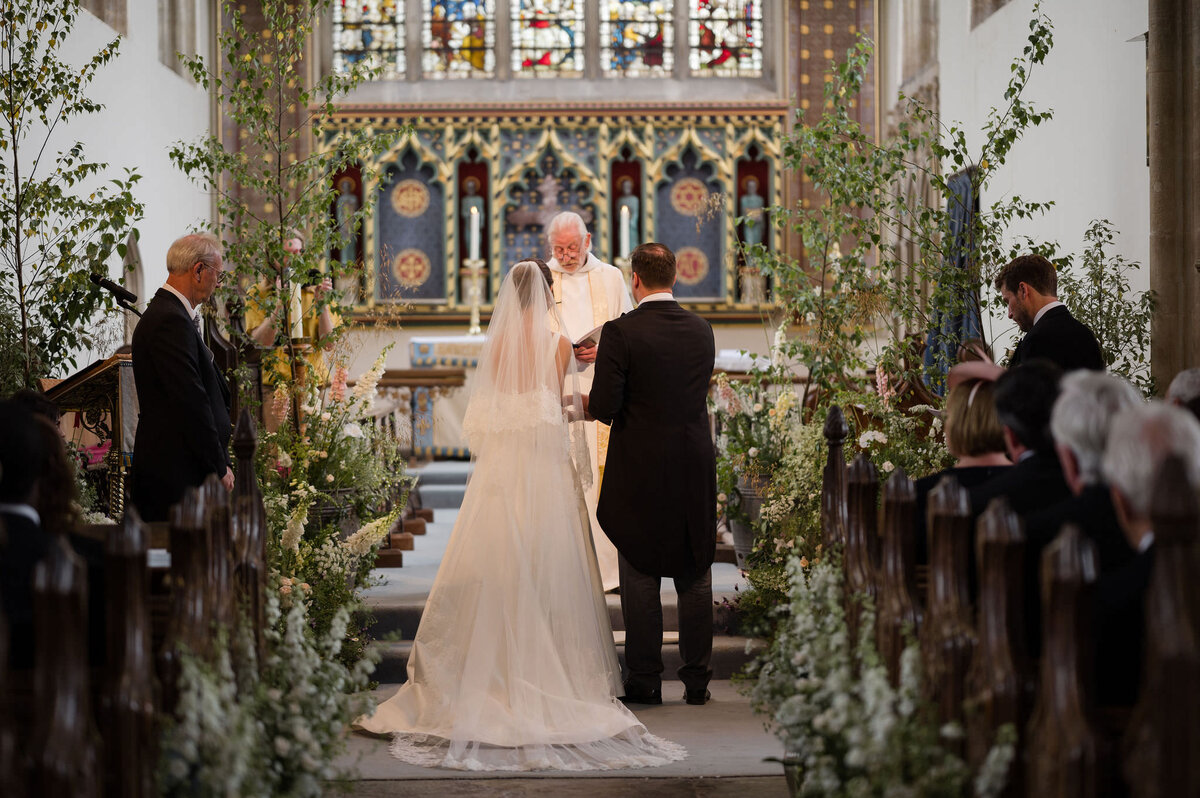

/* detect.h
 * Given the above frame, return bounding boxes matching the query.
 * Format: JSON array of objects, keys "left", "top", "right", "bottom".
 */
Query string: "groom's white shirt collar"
[{"left": 637, "top": 292, "right": 675, "bottom": 305}]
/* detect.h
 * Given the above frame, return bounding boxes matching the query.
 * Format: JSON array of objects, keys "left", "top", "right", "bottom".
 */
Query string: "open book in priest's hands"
[{"left": 571, "top": 322, "right": 605, "bottom": 349}]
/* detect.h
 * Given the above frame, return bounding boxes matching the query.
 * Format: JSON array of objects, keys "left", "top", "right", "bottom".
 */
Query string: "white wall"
[
  {"left": 31, "top": 1, "right": 214, "bottom": 368},
  {"left": 937, "top": 0, "right": 1150, "bottom": 358}
]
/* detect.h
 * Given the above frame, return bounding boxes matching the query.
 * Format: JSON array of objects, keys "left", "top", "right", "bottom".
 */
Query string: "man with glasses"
[
  {"left": 546, "top": 211, "right": 633, "bottom": 592},
  {"left": 130, "top": 232, "right": 234, "bottom": 521}
]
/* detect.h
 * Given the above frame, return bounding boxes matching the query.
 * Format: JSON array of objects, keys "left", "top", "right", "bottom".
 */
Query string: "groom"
[{"left": 586, "top": 242, "right": 717, "bottom": 706}]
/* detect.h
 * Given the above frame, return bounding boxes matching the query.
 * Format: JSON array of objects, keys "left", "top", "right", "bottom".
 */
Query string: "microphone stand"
[{"left": 117, "top": 298, "right": 143, "bottom": 318}]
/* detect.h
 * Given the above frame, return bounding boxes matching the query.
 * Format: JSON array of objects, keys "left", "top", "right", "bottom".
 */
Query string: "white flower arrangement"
[
  {"left": 343, "top": 507, "right": 402, "bottom": 557},
  {"left": 742, "top": 552, "right": 1013, "bottom": 797},
  {"left": 857, "top": 429, "right": 888, "bottom": 449},
  {"left": 160, "top": 593, "right": 380, "bottom": 798}
]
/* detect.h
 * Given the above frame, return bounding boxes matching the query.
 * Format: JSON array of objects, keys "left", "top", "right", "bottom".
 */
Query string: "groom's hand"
[{"left": 573, "top": 341, "right": 598, "bottom": 364}]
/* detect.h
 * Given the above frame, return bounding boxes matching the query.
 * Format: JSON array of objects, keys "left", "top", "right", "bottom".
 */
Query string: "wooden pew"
[
  {"left": 877, "top": 468, "right": 922, "bottom": 686},
  {"left": 27, "top": 535, "right": 99, "bottom": 797},
  {"left": 1123, "top": 454, "right": 1200, "bottom": 797},
  {"left": 844, "top": 453, "right": 880, "bottom": 638},
  {"left": 821, "top": 405, "right": 849, "bottom": 548},
  {"left": 99, "top": 509, "right": 156, "bottom": 798},
  {"left": 921, "top": 475, "right": 977, "bottom": 749},
  {"left": 967, "top": 497, "right": 1034, "bottom": 792},
  {"left": 1026, "top": 524, "right": 1102, "bottom": 797}
]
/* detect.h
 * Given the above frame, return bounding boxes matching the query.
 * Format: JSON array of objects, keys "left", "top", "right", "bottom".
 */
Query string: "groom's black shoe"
[
  {"left": 619, "top": 686, "right": 662, "bottom": 705},
  {"left": 684, "top": 688, "right": 712, "bottom": 706}
]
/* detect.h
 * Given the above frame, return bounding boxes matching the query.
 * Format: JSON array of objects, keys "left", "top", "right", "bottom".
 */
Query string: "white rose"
[
  {"left": 325, "top": 474, "right": 334, "bottom": 483},
  {"left": 342, "top": 422, "right": 364, "bottom": 439},
  {"left": 748, "top": 447, "right": 759, "bottom": 458},
  {"left": 882, "top": 461, "right": 894, "bottom": 473},
  {"left": 276, "top": 450, "right": 293, "bottom": 469},
  {"left": 717, "top": 492, "right": 727, "bottom": 503},
  {"left": 753, "top": 403, "right": 764, "bottom": 413},
  {"left": 320, "top": 412, "right": 332, "bottom": 422}
]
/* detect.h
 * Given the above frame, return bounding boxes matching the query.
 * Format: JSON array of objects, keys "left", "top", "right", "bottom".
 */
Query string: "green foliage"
[
  {"left": 0, "top": 0, "right": 143, "bottom": 391},
  {"left": 169, "top": 0, "right": 404, "bottom": 390},
  {"left": 759, "top": 4, "right": 1058, "bottom": 396},
  {"left": 1057, "top": 220, "right": 1156, "bottom": 396}
]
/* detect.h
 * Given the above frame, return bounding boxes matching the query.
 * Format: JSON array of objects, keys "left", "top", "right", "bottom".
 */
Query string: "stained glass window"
[
  {"left": 600, "top": 1, "right": 673, "bottom": 77},
  {"left": 689, "top": 0, "right": 762, "bottom": 76},
  {"left": 423, "top": 1, "right": 496, "bottom": 78},
  {"left": 512, "top": 0, "right": 585, "bottom": 77},
  {"left": 332, "top": 0, "right": 405, "bottom": 81}
]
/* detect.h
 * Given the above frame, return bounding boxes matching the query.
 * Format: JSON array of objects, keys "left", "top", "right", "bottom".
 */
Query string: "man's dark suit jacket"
[
  {"left": 588, "top": 299, "right": 716, "bottom": 579},
  {"left": 1095, "top": 544, "right": 1153, "bottom": 707},
  {"left": 1009, "top": 304, "right": 1105, "bottom": 372},
  {"left": 914, "top": 464, "right": 1010, "bottom": 566},
  {"left": 1023, "top": 482, "right": 1136, "bottom": 660},
  {"left": 0, "top": 510, "right": 50, "bottom": 670},
  {"left": 968, "top": 451, "right": 1071, "bottom": 521},
  {"left": 1025, "top": 483, "right": 1135, "bottom": 573},
  {"left": 130, "top": 289, "right": 231, "bottom": 522}
]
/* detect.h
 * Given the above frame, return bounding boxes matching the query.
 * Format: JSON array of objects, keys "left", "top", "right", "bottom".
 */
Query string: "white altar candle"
[
  {"left": 468, "top": 206, "right": 480, "bottom": 262},
  {"left": 619, "top": 205, "right": 630, "bottom": 260},
  {"left": 289, "top": 281, "right": 303, "bottom": 340}
]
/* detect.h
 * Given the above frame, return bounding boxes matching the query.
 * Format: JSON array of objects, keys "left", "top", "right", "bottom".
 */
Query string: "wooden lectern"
[{"left": 46, "top": 353, "right": 138, "bottom": 519}]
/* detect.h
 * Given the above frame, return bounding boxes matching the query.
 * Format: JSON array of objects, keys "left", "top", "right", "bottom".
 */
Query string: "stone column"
[{"left": 1148, "top": 0, "right": 1200, "bottom": 387}]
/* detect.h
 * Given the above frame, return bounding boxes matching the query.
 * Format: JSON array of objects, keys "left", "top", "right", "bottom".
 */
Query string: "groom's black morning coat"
[{"left": 588, "top": 299, "right": 716, "bottom": 579}]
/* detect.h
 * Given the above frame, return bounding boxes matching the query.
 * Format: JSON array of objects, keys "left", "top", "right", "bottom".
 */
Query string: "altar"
[{"left": 407, "top": 335, "right": 484, "bottom": 459}]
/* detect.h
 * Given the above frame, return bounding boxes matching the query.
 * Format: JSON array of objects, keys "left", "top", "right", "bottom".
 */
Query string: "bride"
[{"left": 355, "top": 260, "right": 686, "bottom": 771}]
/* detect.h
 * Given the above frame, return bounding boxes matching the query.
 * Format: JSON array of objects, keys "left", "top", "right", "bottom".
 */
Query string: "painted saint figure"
[{"left": 739, "top": 176, "right": 766, "bottom": 247}]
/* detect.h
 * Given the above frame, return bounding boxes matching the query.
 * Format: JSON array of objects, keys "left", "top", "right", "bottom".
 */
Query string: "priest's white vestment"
[{"left": 548, "top": 253, "right": 633, "bottom": 592}]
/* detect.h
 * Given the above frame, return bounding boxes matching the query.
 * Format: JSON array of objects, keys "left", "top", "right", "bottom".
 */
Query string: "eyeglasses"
[
  {"left": 551, "top": 243, "right": 581, "bottom": 257},
  {"left": 199, "top": 263, "right": 227, "bottom": 284}
]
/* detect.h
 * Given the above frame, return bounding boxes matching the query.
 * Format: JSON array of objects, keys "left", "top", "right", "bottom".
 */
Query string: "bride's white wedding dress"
[{"left": 355, "top": 262, "right": 686, "bottom": 772}]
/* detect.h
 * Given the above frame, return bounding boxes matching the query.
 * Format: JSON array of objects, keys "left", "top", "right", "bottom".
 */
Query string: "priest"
[{"left": 545, "top": 212, "right": 633, "bottom": 591}]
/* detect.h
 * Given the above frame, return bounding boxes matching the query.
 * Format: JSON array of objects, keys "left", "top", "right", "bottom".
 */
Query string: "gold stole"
[{"left": 554, "top": 270, "right": 611, "bottom": 487}]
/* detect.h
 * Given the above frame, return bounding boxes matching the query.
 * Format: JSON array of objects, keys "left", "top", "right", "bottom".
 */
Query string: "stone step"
[
  {"left": 412, "top": 461, "right": 474, "bottom": 486},
  {"left": 369, "top": 635, "right": 765, "bottom": 685},
  {"left": 363, "top": 589, "right": 744, "bottom": 642},
  {"left": 413, "top": 484, "right": 467, "bottom": 508}
]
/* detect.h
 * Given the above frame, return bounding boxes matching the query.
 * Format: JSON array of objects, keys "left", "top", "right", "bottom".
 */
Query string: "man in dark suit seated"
[
  {"left": 1095, "top": 402, "right": 1200, "bottom": 707},
  {"left": 1027, "top": 371, "right": 1141, "bottom": 571},
  {"left": 130, "top": 233, "right": 233, "bottom": 522},
  {"left": 995, "top": 254, "right": 1105, "bottom": 373},
  {"left": 1022, "top": 372, "right": 1140, "bottom": 658},
  {"left": 969, "top": 360, "right": 1070, "bottom": 520},
  {"left": 0, "top": 400, "right": 50, "bottom": 671}
]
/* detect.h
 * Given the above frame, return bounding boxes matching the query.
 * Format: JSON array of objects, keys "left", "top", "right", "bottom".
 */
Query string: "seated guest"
[
  {"left": 0, "top": 400, "right": 50, "bottom": 671},
  {"left": 1166, "top": 367, "right": 1200, "bottom": 423},
  {"left": 915, "top": 378, "right": 1010, "bottom": 564},
  {"left": 968, "top": 359, "right": 1070, "bottom": 519},
  {"left": 6, "top": 393, "right": 106, "bottom": 666},
  {"left": 1026, "top": 372, "right": 1141, "bottom": 571},
  {"left": 1095, "top": 402, "right": 1200, "bottom": 707}
]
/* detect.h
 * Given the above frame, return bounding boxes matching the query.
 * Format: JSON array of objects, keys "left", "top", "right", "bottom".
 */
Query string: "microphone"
[{"left": 90, "top": 272, "right": 137, "bottom": 304}]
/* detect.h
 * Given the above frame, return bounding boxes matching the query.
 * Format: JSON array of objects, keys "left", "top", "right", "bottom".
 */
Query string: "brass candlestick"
[{"left": 461, "top": 258, "right": 486, "bottom": 336}]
